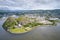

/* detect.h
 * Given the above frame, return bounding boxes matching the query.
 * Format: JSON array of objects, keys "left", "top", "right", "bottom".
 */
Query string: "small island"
[{"left": 2, "top": 14, "right": 60, "bottom": 34}]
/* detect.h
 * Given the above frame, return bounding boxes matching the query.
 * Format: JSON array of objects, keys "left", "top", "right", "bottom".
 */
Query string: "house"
[
  {"left": 14, "top": 24, "right": 22, "bottom": 28},
  {"left": 49, "top": 18, "right": 59, "bottom": 20}
]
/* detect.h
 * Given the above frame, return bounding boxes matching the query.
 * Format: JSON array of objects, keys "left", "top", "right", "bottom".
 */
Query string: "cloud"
[{"left": 0, "top": 0, "right": 60, "bottom": 10}]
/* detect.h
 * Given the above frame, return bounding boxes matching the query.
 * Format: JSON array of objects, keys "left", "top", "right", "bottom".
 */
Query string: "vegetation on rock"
[{"left": 2, "top": 14, "right": 60, "bottom": 34}]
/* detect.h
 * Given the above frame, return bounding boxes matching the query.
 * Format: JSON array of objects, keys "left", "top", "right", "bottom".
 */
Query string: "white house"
[{"left": 49, "top": 18, "right": 59, "bottom": 20}]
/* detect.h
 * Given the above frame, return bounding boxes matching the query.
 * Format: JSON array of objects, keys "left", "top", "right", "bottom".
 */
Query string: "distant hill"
[{"left": 0, "top": 9, "right": 60, "bottom": 18}]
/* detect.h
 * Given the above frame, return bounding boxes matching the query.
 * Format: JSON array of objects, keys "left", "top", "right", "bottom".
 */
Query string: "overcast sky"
[{"left": 0, "top": 0, "right": 60, "bottom": 10}]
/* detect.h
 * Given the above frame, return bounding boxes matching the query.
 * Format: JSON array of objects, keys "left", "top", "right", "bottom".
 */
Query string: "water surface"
[{"left": 0, "top": 17, "right": 60, "bottom": 40}]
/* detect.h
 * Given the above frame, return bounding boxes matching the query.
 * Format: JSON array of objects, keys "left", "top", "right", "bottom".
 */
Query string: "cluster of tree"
[{"left": 3, "top": 17, "right": 18, "bottom": 30}]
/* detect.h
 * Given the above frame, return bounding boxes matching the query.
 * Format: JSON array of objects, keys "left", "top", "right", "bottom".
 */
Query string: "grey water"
[{"left": 0, "top": 17, "right": 60, "bottom": 40}]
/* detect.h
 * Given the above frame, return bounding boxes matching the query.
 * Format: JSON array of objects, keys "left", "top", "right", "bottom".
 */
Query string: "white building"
[{"left": 49, "top": 18, "right": 59, "bottom": 20}]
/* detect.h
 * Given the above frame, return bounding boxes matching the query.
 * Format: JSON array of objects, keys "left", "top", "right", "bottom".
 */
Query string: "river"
[{"left": 0, "top": 17, "right": 60, "bottom": 40}]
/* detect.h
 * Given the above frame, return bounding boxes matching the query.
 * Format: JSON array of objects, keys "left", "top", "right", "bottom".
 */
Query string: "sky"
[{"left": 0, "top": 0, "right": 60, "bottom": 10}]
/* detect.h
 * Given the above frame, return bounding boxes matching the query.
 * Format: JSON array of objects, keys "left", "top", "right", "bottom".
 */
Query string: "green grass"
[
  {"left": 9, "top": 27, "right": 25, "bottom": 33},
  {"left": 8, "top": 27, "right": 32, "bottom": 34}
]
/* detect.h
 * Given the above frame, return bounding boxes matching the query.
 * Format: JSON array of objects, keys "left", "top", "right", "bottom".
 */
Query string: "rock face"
[{"left": 2, "top": 14, "right": 58, "bottom": 34}]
